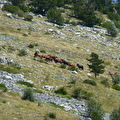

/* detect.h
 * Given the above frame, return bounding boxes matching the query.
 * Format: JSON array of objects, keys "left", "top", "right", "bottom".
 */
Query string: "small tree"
[{"left": 87, "top": 52, "right": 105, "bottom": 78}]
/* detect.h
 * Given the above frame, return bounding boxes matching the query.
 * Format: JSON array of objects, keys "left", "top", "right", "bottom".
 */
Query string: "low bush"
[
  {"left": 24, "top": 14, "right": 33, "bottom": 21},
  {"left": 110, "top": 106, "right": 120, "bottom": 120},
  {"left": 69, "top": 78, "right": 76, "bottom": 84},
  {"left": 48, "top": 112, "right": 56, "bottom": 119},
  {"left": 59, "top": 64, "right": 67, "bottom": 69},
  {"left": 22, "top": 88, "right": 34, "bottom": 102},
  {"left": 114, "top": 21, "right": 120, "bottom": 29},
  {"left": 18, "top": 48, "right": 29, "bottom": 56},
  {"left": 40, "top": 49, "right": 46, "bottom": 53},
  {"left": 112, "top": 85, "right": 120, "bottom": 91},
  {"left": 72, "top": 88, "right": 93, "bottom": 100},
  {"left": 0, "top": 83, "right": 7, "bottom": 92},
  {"left": 17, "top": 80, "right": 34, "bottom": 87},
  {"left": 83, "top": 79, "right": 97, "bottom": 86},
  {"left": 54, "top": 87, "right": 67, "bottom": 95},
  {"left": 86, "top": 99, "right": 104, "bottom": 120},
  {"left": 101, "top": 79, "right": 110, "bottom": 87},
  {"left": 111, "top": 75, "right": 120, "bottom": 85},
  {"left": 28, "top": 43, "right": 38, "bottom": 48}
]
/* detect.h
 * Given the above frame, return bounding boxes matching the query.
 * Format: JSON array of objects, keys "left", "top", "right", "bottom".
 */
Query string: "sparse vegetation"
[
  {"left": 83, "top": 79, "right": 97, "bottom": 86},
  {"left": 0, "top": 83, "right": 7, "bottom": 92},
  {"left": 17, "top": 80, "right": 34, "bottom": 87},
  {"left": 54, "top": 87, "right": 67, "bottom": 95}
]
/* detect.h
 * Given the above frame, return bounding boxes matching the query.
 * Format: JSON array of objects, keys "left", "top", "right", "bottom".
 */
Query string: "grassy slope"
[{"left": 0, "top": 10, "right": 120, "bottom": 119}]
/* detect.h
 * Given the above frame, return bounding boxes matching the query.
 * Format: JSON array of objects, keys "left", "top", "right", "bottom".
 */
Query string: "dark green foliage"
[
  {"left": 112, "top": 85, "right": 120, "bottom": 91},
  {"left": 9, "top": 0, "right": 24, "bottom": 6},
  {"left": 83, "top": 79, "right": 97, "bottom": 86},
  {"left": 110, "top": 106, "right": 120, "bottom": 120},
  {"left": 101, "top": 21, "right": 118, "bottom": 37},
  {"left": 17, "top": 80, "right": 34, "bottom": 87},
  {"left": 69, "top": 78, "right": 76, "bottom": 84},
  {"left": 59, "top": 64, "right": 67, "bottom": 69},
  {"left": 73, "top": 0, "right": 101, "bottom": 27},
  {"left": 111, "top": 75, "right": 120, "bottom": 85},
  {"left": 0, "top": 83, "right": 7, "bottom": 92},
  {"left": 2, "top": 5, "right": 19, "bottom": 13},
  {"left": 54, "top": 87, "right": 67, "bottom": 95},
  {"left": 101, "top": 79, "right": 110, "bottom": 87},
  {"left": 40, "top": 49, "right": 46, "bottom": 53},
  {"left": 47, "top": 8, "right": 64, "bottom": 25},
  {"left": 114, "top": 21, "right": 120, "bottom": 29},
  {"left": 22, "top": 88, "right": 34, "bottom": 102},
  {"left": 45, "top": 112, "right": 56, "bottom": 120},
  {"left": 87, "top": 52, "right": 105, "bottom": 78},
  {"left": 29, "top": 0, "right": 57, "bottom": 15},
  {"left": 86, "top": 99, "right": 104, "bottom": 120},
  {"left": 28, "top": 43, "right": 38, "bottom": 48},
  {"left": 72, "top": 88, "right": 93, "bottom": 100}
]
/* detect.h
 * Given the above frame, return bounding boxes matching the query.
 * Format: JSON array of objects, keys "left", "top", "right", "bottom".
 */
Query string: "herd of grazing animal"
[{"left": 34, "top": 51, "right": 84, "bottom": 70}]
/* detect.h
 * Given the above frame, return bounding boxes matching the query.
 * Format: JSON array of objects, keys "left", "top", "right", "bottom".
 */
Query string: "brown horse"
[
  {"left": 109, "top": 72, "right": 120, "bottom": 76},
  {"left": 67, "top": 62, "right": 76, "bottom": 67}
]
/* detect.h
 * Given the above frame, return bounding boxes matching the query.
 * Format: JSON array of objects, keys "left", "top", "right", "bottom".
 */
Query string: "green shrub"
[
  {"left": 72, "top": 88, "right": 93, "bottom": 100},
  {"left": 24, "top": 14, "right": 33, "bottom": 21},
  {"left": 72, "top": 88, "right": 82, "bottom": 99},
  {"left": 18, "top": 48, "right": 29, "bottom": 56},
  {"left": 54, "top": 87, "right": 67, "bottom": 95},
  {"left": 59, "top": 64, "right": 67, "bottom": 69},
  {"left": 83, "top": 79, "right": 97, "bottom": 86},
  {"left": 0, "top": 83, "right": 7, "bottom": 92},
  {"left": 47, "top": 8, "right": 64, "bottom": 26},
  {"left": 15, "top": 9, "right": 24, "bottom": 17},
  {"left": 101, "top": 21, "right": 118, "bottom": 37},
  {"left": 68, "top": 66, "right": 78, "bottom": 71},
  {"left": 111, "top": 75, "right": 120, "bottom": 85},
  {"left": 2, "top": 5, "right": 19, "bottom": 13},
  {"left": 48, "top": 112, "right": 56, "bottom": 119},
  {"left": 40, "top": 49, "right": 46, "bottom": 53},
  {"left": 69, "top": 78, "right": 76, "bottom": 84},
  {"left": 112, "top": 85, "right": 120, "bottom": 91},
  {"left": 86, "top": 99, "right": 104, "bottom": 120},
  {"left": 0, "top": 99, "right": 7, "bottom": 103},
  {"left": 28, "top": 43, "right": 37, "bottom": 48},
  {"left": 101, "top": 79, "right": 110, "bottom": 87},
  {"left": 110, "top": 106, "right": 120, "bottom": 120},
  {"left": 114, "top": 21, "right": 120, "bottom": 29},
  {"left": 22, "top": 88, "right": 34, "bottom": 102},
  {"left": 17, "top": 80, "right": 34, "bottom": 87}
]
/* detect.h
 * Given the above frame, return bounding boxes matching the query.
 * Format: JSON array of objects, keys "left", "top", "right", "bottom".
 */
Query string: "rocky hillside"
[{"left": 0, "top": 9, "right": 120, "bottom": 120}]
